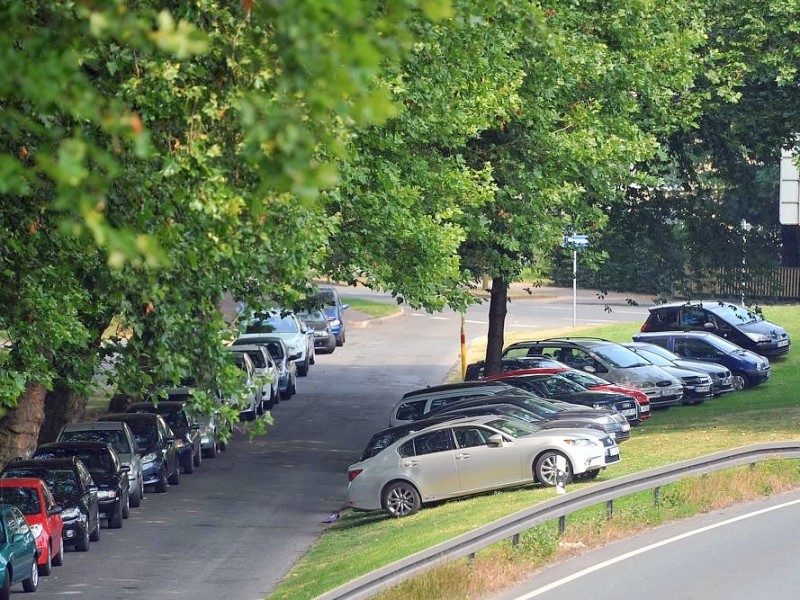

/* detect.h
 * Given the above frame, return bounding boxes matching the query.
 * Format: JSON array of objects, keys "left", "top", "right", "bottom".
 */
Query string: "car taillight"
[
  {"left": 348, "top": 469, "right": 363, "bottom": 482},
  {"left": 640, "top": 323, "right": 649, "bottom": 332}
]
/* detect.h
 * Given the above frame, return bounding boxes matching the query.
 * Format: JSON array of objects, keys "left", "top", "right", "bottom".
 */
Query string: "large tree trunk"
[
  {"left": 0, "top": 382, "right": 47, "bottom": 468},
  {"left": 37, "top": 382, "right": 88, "bottom": 445},
  {"left": 484, "top": 276, "right": 509, "bottom": 377}
]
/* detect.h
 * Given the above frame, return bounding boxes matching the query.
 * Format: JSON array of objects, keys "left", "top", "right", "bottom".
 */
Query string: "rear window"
[
  {"left": 59, "top": 429, "right": 131, "bottom": 454},
  {"left": 0, "top": 487, "right": 41, "bottom": 515},
  {"left": 245, "top": 313, "right": 299, "bottom": 334},
  {"left": 395, "top": 400, "right": 427, "bottom": 422}
]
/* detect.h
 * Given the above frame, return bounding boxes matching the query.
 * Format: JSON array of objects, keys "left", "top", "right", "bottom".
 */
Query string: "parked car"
[
  {"left": 639, "top": 300, "right": 790, "bottom": 357},
  {"left": 1, "top": 458, "right": 100, "bottom": 552},
  {"left": 624, "top": 341, "right": 735, "bottom": 396},
  {"left": 0, "top": 503, "right": 39, "bottom": 594},
  {"left": 99, "top": 413, "right": 181, "bottom": 493},
  {"left": 127, "top": 399, "right": 203, "bottom": 475},
  {"left": 242, "top": 310, "right": 315, "bottom": 376},
  {"left": 232, "top": 336, "right": 297, "bottom": 400},
  {"left": 223, "top": 349, "right": 261, "bottom": 420},
  {"left": 56, "top": 421, "right": 145, "bottom": 507},
  {"left": 503, "top": 338, "right": 684, "bottom": 409},
  {"left": 32, "top": 442, "right": 130, "bottom": 529},
  {"left": 490, "top": 373, "right": 642, "bottom": 423},
  {"left": 298, "top": 309, "right": 337, "bottom": 354},
  {"left": 196, "top": 410, "right": 226, "bottom": 458},
  {"left": 620, "top": 343, "right": 713, "bottom": 404},
  {"left": 632, "top": 331, "right": 772, "bottom": 389},
  {"left": 226, "top": 345, "right": 278, "bottom": 410},
  {"left": 464, "top": 356, "right": 565, "bottom": 381},
  {"left": 314, "top": 285, "right": 349, "bottom": 346},
  {"left": 0, "top": 479, "right": 63, "bottom": 575},
  {"left": 394, "top": 382, "right": 631, "bottom": 442},
  {"left": 346, "top": 415, "right": 620, "bottom": 517}
]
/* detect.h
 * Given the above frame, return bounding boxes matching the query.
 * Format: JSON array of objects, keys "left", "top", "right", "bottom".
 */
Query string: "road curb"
[{"left": 347, "top": 306, "right": 405, "bottom": 329}]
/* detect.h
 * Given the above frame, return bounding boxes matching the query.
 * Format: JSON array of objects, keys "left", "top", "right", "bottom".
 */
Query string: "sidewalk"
[{"left": 476, "top": 282, "right": 658, "bottom": 308}]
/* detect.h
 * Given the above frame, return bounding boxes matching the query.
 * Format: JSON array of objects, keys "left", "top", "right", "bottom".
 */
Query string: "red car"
[
  {"left": 0, "top": 478, "right": 64, "bottom": 575},
  {"left": 486, "top": 366, "right": 651, "bottom": 423}
]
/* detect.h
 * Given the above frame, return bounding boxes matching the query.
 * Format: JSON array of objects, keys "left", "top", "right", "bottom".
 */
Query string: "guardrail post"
[
  {"left": 606, "top": 500, "right": 613, "bottom": 520},
  {"left": 512, "top": 533, "right": 520, "bottom": 548},
  {"left": 558, "top": 515, "right": 566, "bottom": 535},
  {"left": 654, "top": 486, "right": 660, "bottom": 507}
]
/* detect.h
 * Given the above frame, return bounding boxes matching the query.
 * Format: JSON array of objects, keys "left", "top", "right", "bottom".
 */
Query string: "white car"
[
  {"left": 239, "top": 310, "right": 315, "bottom": 376},
  {"left": 346, "top": 415, "right": 620, "bottom": 517},
  {"left": 227, "top": 344, "right": 279, "bottom": 410}
]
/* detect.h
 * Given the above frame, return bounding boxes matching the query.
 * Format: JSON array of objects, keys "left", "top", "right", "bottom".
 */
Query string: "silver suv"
[
  {"left": 56, "top": 421, "right": 145, "bottom": 508},
  {"left": 503, "top": 338, "right": 684, "bottom": 409}
]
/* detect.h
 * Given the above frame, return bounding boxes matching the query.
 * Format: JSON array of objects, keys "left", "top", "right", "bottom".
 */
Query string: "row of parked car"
[
  {"left": 344, "top": 299, "right": 789, "bottom": 518},
  {"left": 0, "top": 287, "right": 352, "bottom": 597}
]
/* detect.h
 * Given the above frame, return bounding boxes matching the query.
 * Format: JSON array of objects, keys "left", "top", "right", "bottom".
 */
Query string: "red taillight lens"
[
  {"left": 348, "top": 469, "right": 363, "bottom": 482},
  {"left": 640, "top": 323, "right": 648, "bottom": 332}
]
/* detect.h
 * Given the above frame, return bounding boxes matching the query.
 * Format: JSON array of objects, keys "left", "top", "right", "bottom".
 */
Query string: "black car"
[
  {"left": 100, "top": 413, "right": 181, "bottom": 493},
  {"left": 127, "top": 400, "right": 202, "bottom": 474},
  {"left": 497, "top": 373, "right": 642, "bottom": 424},
  {"left": 1, "top": 457, "right": 100, "bottom": 552},
  {"left": 297, "top": 309, "right": 337, "bottom": 354},
  {"left": 639, "top": 300, "right": 790, "bottom": 357},
  {"left": 32, "top": 441, "right": 130, "bottom": 529}
]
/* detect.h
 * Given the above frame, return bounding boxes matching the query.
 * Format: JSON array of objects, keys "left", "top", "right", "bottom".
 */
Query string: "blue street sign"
[{"left": 563, "top": 234, "right": 589, "bottom": 249}]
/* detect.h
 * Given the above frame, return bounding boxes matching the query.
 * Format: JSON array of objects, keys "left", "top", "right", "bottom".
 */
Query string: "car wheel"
[
  {"left": 122, "top": 491, "right": 131, "bottom": 518},
  {"left": 573, "top": 469, "right": 601, "bottom": 482},
  {"left": 38, "top": 542, "right": 52, "bottom": 576},
  {"left": 280, "top": 385, "right": 291, "bottom": 400},
  {"left": 89, "top": 514, "right": 100, "bottom": 542},
  {"left": 155, "top": 466, "right": 169, "bottom": 493},
  {"left": 310, "top": 348, "right": 316, "bottom": 365},
  {"left": 168, "top": 463, "right": 181, "bottom": 485},
  {"left": 75, "top": 525, "right": 90, "bottom": 552},
  {"left": 732, "top": 372, "right": 749, "bottom": 390},
  {"left": 22, "top": 557, "right": 38, "bottom": 592},
  {"left": 381, "top": 481, "right": 422, "bottom": 518},
  {"left": 337, "top": 330, "right": 345, "bottom": 346},
  {"left": 130, "top": 480, "right": 142, "bottom": 508},
  {"left": 297, "top": 359, "right": 308, "bottom": 377},
  {"left": 183, "top": 453, "right": 194, "bottom": 474},
  {"left": 1, "top": 567, "right": 10, "bottom": 600},
  {"left": 290, "top": 377, "right": 297, "bottom": 396},
  {"left": 108, "top": 504, "right": 123, "bottom": 529},
  {"left": 194, "top": 446, "right": 202, "bottom": 467},
  {"left": 52, "top": 536, "right": 64, "bottom": 567},
  {"left": 534, "top": 451, "right": 573, "bottom": 487},
  {"left": 205, "top": 439, "right": 218, "bottom": 459}
]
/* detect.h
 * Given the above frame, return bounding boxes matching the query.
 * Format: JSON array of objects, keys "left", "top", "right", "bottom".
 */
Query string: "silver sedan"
[{"left": 346, "top": 415, "right": 620, "bottom": 517}]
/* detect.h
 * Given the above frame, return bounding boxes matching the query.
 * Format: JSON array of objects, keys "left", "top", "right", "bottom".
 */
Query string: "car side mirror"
[
  {"left": 88, "top": 485, "right": 99, "bottom": 494},
  {"left": 703, "top": 322, "right": 715, "bottom": 330},
  {"left": 120, "top": 465, "right": 130, "bottom": 473},
  {"left": 341, "top": 303, "right": 350, "bottom": 310},
  {"left": 191, "top": 424, "right": 200, "bottom": 431},
  {"left": 583, "top": 365, "right": 596, "bottom": 373},
  {"left": 289, "top": 353, "right": 301, "bottom": 361},
  {"left": 487, "top": 434, "right": 505, "bottom": 447},
  {"left": 48, "top": 506, "right": 63, "bottom": 516},
  {"left": 12, "top": 533, "right": 27, "bottom": 543}
]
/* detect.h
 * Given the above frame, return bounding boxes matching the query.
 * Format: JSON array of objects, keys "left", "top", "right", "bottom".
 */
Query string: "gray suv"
[
  {"left": 503, "top": 337, "right": 684, "bottom": 409},
  {"left": 57, "top": 421, "right": 144, "bottom": 508}
]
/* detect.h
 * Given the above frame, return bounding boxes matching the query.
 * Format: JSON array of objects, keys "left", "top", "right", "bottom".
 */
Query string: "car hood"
[
  {"left": 672, "top": 359, "right": 728, "bottom": 375},
  {"left": 737, "top": 319, "right": 788, "bottom": 339},
  {"left": 554, "top": 390, "right": 633, "bottom": 405},
  {"left": 656, "top": 365, "right": 709, "bottom": 380},
  {"left": 609, "top": 364, "right": 679, "bottom": 386},
  {"left": 548, "top": 408, "right": 617, "bottom": 420}
]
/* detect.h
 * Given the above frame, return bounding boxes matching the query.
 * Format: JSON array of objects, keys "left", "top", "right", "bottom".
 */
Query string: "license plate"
[
  {"left": 696, "top": 385, "right": 710, "bottom": 393},
  {"left": 621, "top": 408, "right": 637, "bottom": 417},
  {"left": 778, "top": 340, "right": 789, "bottom": 348},
  {"left": 607, "top": 447, "right": 620, "bottom": 457},
  {"left": 640, "top": 405, "right": 650, "bottom": 413}
]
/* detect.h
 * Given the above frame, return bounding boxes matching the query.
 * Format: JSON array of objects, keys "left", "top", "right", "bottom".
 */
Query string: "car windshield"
[
  {"left": 3, "top": 469, "right": 79, "bottom": 498},
  {"left": 704, "top": 334, "right": 747, "bottom": 353},
  {"left": 706, "top": 303, "right": 761, "bottom": 325},
  {"left": 0, "top": 487, "right": 41, "bottom": 515},
  {"left": 592, "top": 344, "right": 650, "bottom": 368},
  {"left": 244, "top": 350, "right": 266, "bottom": 369},
  {"left": 59, "top": 430, "right": 131, "bottom": 454},
  {"left": 245, "top": 313, "right": 298, "bottom": 334},
  {"left": 558, "top": 370, "right": 604, "bottom": 388},
  {"left": 316, "top": 290, "right": 336, "bottom": 306},
  {"left": 263, "top": 341, "right": 283, "bottom": 360},
  {"left": 636, "top": 344, "right": 680, "bottom": 361},
  {"left": 123, "top": 421, "right": 159, "bottom": 451},
  {"left": 162, "top": 409, "right": 189, "bottom": 429},
  {"left": 514, "top": 397, "right": 562, "bottom": 416},
  {"left": 485, "top": 417, "right": 539, "bottom": 438},
  {"left": 298, "top": 310, "right": 325, "bottom": 322},
  {"left": 635, "top": 349, "right": 670, "bottom": 367},
  {"left": 33, "top": 449, "right": 113, "bottom": 474}
]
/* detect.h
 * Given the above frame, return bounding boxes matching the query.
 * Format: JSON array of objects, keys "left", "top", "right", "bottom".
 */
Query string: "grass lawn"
[
  {"left": 343, "top": 297, "right": 403, "bottom": 319},
  {"left": 272, "top": 304, "right": 800, "bottom": 599}
]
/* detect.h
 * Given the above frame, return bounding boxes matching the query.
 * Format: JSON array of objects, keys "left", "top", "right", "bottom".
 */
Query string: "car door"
[
  {"left": 42, "top": 484, "right": 63, "bottom": 542},
  {"left": 451, "top": 426, "right": 523, "bottom": 493},
  {"left": 7, "top": 507, "right": 35, "bottom": 581},
  {"left": 158, "top": 418, "right": 179, "bottom": 476},
  {"left": 397, "top": 430, "right": 459, "bottom": 500},
  {"left": 77, "top": 462, "right": 99, "bottom": 534},
  {"left": 673, "top": 337, "right": 723, "bottom": 362}
]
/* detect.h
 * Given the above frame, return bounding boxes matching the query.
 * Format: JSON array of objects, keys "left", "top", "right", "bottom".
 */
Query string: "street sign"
[
  {"left": 780, "top": 149, "right": 800, "bottom": 225},
  {"left": 563, "top": 234, "right": 589, "bottom": 249}
]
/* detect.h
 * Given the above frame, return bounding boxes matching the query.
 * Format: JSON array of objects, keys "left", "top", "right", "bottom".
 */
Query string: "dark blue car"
[
  {"left": 632, "top": 331, "right": 771, "bottom": 389},
  {"left": 315, "top": 286, "right": 349, "bottom": 346}
]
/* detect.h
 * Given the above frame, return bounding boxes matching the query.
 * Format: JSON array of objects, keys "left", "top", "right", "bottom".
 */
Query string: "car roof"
[
  {"left": 36, "top": 441, "right": 111, "bottom": 452},
  {"left": 635, "top": 330, "right": 715, "bottom": 339},
  {"left": 101, "top": 412, "right": 161, "bottom": 423},
  {"left": 0, "top": 478, "right": 47, "bottom": 488},
  {"left": 647, "top": 300, "right": 732, "bottom": 311},
  {"left": 61, "top": 421, "right": 129, "bottom": 432},
  {"left": 226, "top": 344, "right": 265, "bottom": 353},
  {"left": 235, "top": 334, "right": 287, "bottom": 345},
  {"left": 128, "top": 401, "right": 186, "bottom": 411},
  {"left": 402, "top": 381, "right": 514, "bottom": 399},
  {"left": 3, "top": 457, "right": 82, "bottom": 470}
]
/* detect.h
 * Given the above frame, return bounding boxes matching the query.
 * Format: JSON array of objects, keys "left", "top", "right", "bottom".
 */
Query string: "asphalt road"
[
  {"left": 495, "top": 488, "right": 800, "bottom": 600},
  {"left": 31, "top": 288, "right": 651, "bottom": 600}
]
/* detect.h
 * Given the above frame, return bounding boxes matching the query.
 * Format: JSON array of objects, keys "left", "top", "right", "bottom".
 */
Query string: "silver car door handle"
[
  {"left": 456, "top": 453, "right": 471, "bottom": 460},
  {"left": 403, "top": 461, "right": 419, "bottom": 467}
]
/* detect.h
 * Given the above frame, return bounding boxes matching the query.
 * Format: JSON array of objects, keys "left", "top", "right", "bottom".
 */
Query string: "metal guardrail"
[{"left": 316, "top": 442, "right": 800, "bottom": 600}]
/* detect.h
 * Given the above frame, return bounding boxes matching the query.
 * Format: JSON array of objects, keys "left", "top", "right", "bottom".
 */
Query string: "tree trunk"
[
  {"left": 37, "top": 382, "right": 88, "bottom": 445},
  {"left": 484, "top": 276, "right": 509, "bottom": 377},
  {"left": 0, "top": 382, "right": 47, "bottom": 468}
]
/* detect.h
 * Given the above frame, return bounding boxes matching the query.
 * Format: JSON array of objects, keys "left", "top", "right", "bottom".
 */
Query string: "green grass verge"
[
  {"left": 343, "top": 297, "right": 402, "bottom": 319},
  {"left": 269, "top": 304, "right": 800, "bottom": 600}
]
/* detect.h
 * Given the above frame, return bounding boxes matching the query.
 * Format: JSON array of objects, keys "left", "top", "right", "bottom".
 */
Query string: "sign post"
[{"left": 562, "top": 233, "right": 589, "bottom": 328}]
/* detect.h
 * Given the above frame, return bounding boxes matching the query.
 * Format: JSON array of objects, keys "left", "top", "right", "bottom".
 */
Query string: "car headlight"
[
  {"left": 141, "top": 452, "right": 158, "bottom": 464},
  {"left": 592, "top": 402, "right": 606, "bottom": 410},
  {"left": 745, "top": 332, "right": 771, "bottom": 343},
  {"left": 329, "top": 319, "right": 341, "bottom": 327},
  {"left": 97, "top": 490, "right": 117, "bottom": 500},
  {"left": 175, "top": 438, "right": 186, "bottom": 449},
  {"left": 630, "top": 381, "right": 653, "bottom": 389},
  {"left": 61, "top": 507, "right": 81, "bottom": 520},
  {"left": 564, "top": 437, "right": 598, "bottom": 447},
  {"left": 597, "top": 415, "right": 614, "bottom": 425},
  {"left": 30, "top": 524, "right": 44, "bottom": 538}
]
